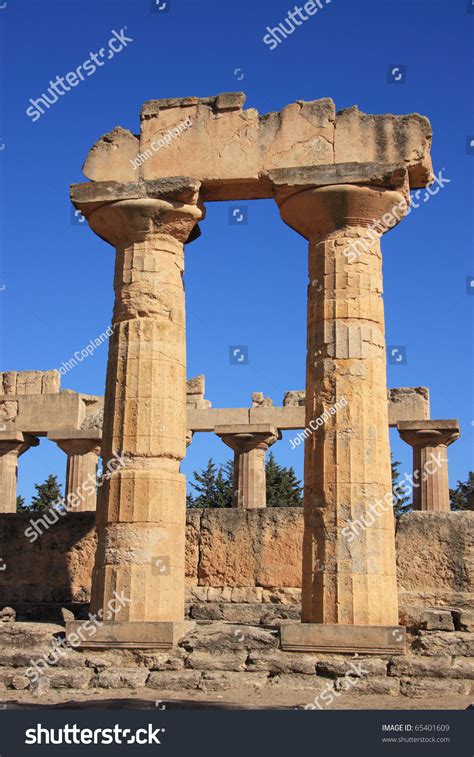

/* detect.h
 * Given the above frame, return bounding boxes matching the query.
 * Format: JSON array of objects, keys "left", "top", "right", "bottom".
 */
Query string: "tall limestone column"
[
  {"left": 67, "top": 183, "right": 202, "bottom": 648},
  {"left": 398, "top": 420, "right": 460, "bottom": 512},
  {"left": 48, "top": 430, "right": 101, "bottom": 512},
  {"left": 0, "top": 432, "right": 39, "bottom": 513},
  {"left": 216, "top": 424, "right": 280, "bottom": 508},
  {"left": 277, "top": 184, "right": 407, "bottom": 654}
]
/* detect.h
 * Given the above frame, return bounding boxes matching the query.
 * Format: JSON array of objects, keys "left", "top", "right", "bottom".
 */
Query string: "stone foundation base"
[
  {"left": 65, "top": 621, "right": 195, "bottom": 650},
  {"left": 281, "top": 623, "right": 406, "bottom": 654}
]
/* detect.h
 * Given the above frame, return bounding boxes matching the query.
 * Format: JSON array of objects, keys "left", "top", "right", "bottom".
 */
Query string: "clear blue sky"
[{"left": 0, "top": 0, "right": 472, "bottom": 501}]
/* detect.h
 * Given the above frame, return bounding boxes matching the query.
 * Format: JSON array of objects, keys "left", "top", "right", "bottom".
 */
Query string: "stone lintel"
[
  {"left": 0, "top": 430, "right": 39, "bottom": 451},
  {"left": 271, "top": 162, "right": 409, "bottom": 204},
  {"left": 280, "top": 624, "right": 406, "bottom": 655},
  {"left": 65, "top": 621, "right": 195, "bottom": 650},
  {"left": 72, "top": 164, "right": 410, "bottom": 210},
  {"left": 48, "top": 429, "right": 102, "bottom": 444},
  {"left": 70, "top": 177, "right": 202, "bottom": 216},
  {"left": 215, "top": 423, "right": 278, "bottom": 436}
]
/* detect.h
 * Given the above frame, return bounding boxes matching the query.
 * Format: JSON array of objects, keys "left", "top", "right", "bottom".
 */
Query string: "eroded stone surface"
[{"left": 81, "top": 94, "right": 433, "bottom": 197}]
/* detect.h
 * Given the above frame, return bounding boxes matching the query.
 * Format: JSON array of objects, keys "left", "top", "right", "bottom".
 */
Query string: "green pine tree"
[
  {"left": 30, "top": 474, "right": 63, "bottom": 512},
  {"left": 392, "top": 456, "right": 411, "bottom": 518},
  {"left": 16, "top": 495, "right": 27, "bottom": 513},
  {"left": 187, "top": 459, "right": 222, "bottom": 508},
  {"left": 450, "top": 471, "right": 474, "bottom": 511},
  {"left": 266, "top": 452, "right": 303, "bottom": 507}
]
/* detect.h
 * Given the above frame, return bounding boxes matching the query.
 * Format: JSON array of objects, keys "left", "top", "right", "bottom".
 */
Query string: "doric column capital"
[
  {"left": 398, "top": 420, "right": 460, "bottom": 449},
  {"left": 48, "top": 430, "right": 101, "bottom": 457},
  {"left": 70, "top": 179, "right": 204, "bottom": 247},
  {"left": 215, "top": 424, "right": 280, "bottom": 453},
  {"left": 277, "top": 184, "right": 407, "bottom": 241},
  {"left": 0, "top": 431, "right": 39, "bottom": 457}
]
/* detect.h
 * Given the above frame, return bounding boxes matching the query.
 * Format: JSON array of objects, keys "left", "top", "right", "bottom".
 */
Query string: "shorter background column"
[
  {"left": 398, "top": 420, "right": 460, "bottom": 512},
  {"left": 48, "top": 430, "right": 101, "bottom": 512},
  {"left": 0, "top": 431, "right": 39, "bottom": 513},
  {"left": 215, "top": 424, "right": 280, "bottom": 509}
]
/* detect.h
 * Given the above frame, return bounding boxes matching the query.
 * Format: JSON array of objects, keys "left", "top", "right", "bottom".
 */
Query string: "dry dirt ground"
[{"left": 1, "top": 688, "right": 472, "bottom": 711}]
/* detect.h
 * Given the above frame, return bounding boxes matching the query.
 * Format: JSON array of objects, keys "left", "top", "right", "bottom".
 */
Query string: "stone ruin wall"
[{"left": 0, "top": 510, "right": 472, "bottom": 624}]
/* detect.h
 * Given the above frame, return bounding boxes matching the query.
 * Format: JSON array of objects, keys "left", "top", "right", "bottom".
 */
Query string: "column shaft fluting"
[
  {"left": 86, "top": 198, "right": 201, "bottom": 624},
  {"left": 0, "top": 434, "right": 38, "bottom": 513},
  {"left": 279, "top": 185, "right": 404, "bottom": 628},
  {"left": 233, "top": 446, "right": 267, "bottom": 509}
]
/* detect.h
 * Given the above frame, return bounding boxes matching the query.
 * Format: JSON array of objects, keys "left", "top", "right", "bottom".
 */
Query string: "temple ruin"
[{"left": 0, "top": 94, "right": 471, "bottom": 706}]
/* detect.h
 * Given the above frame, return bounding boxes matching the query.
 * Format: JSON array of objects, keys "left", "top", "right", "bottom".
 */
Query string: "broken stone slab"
[{"left": 420, "top": 609, "right": 455, "bottom": 632}]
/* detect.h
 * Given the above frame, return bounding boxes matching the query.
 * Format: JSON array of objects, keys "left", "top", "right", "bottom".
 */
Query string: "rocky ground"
[{"left": 0, "top": 608, "right": 473, "bottom": 711}]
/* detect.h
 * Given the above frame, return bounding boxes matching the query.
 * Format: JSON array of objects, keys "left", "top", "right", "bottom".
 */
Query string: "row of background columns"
[{"left": 0, "top": 419, "right": 461, "bottom": 515}]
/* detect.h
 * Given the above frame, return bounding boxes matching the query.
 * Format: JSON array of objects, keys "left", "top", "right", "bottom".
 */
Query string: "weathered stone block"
[
  {"left": 180, "top": 623, "right": 278, "bottom": 652},
  {"left": 269, "top": 673, "right": 328, "bottom": 691},
  {"left": 389, "top": 655, "right": 453, "bottom": 679},
  {"left": 97, "top": 668, "right": 149, "bottom": 689},
  {"left": 147, "top": 670, "right": 201, "bottom": 690},
  {"left": 186, "top": 650, "right": 247, "bottom": 672},
  {"left": 47, "top": 670, "right": 93, "bottom": 690},
  {"left": 400, "top": 677, "right": 471, "bottom": 698},
  {"left": 341, "top": 677, "right": 400, "bottom": 697},
  {"left": 316, "top": 657, "right": 388, "bottom": 678},
  {"left": 420, "top": 610, "right": 455, "bottom": 632},
  {"left": 409, "top": 631, "right": 474, "bottom": 657},
  {"left": 200, "top": 671, "right": 268, "bottom": 691},
  {"left": 246, "top": 651, "right": 317, "bottom": 675}
]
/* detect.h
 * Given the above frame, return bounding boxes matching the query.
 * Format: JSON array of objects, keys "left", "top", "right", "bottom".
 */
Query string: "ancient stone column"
[
  {"left": 0, "top": 432, "right": 39, "bottom": 513},
  {"left": 215, "top": 424, "right": 280, "bottom": 509},
  {"left": 48, "top": 430, "right": 101, "bottom": 512},
  {"left": 398, "top": 420, "right": 460, "bottom": 512},
  {"left": 67, "top": 184, "right": 202, "bottom": 648},
  {"left": 277, "top": 184, "right": 407, "bottom": 653}
]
